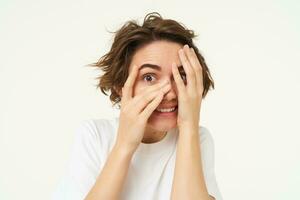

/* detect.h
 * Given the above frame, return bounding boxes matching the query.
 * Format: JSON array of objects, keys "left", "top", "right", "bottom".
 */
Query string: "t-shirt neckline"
[
  {"left": 114, "top": 117, "right": 178, "bottom": 156},
  {"left": 135, "top": 126, "right": 178, "bottom": 156}
]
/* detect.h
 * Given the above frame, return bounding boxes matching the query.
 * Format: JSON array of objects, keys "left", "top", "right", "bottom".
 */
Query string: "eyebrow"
[
  {"left": 139, "top": 63, "right": 184, "bottom": 72},
  {"left": 139, "top": 64, "right": 161, "bottom": 71}
]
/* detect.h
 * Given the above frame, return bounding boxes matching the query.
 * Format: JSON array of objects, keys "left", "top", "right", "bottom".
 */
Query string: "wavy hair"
[{"left": 88, "top": 12, "right": 215, "bottom": 108}]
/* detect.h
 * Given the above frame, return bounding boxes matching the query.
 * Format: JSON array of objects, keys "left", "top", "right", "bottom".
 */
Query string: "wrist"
[
  {"left": 114, "top": 140, "right": 137, "bottom": 156},
  {"left": 178, "top": 122, "right": 198, "bottom": 132}
]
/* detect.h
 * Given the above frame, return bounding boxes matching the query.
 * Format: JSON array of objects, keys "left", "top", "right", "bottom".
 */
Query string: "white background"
[{"left": 1, "top": 0, "right": 299, "bottom": 199}]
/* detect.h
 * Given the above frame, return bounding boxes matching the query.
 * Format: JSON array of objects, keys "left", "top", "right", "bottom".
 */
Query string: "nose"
[{"left": 162, "top": 79, "right": 177, "bottom": 101}]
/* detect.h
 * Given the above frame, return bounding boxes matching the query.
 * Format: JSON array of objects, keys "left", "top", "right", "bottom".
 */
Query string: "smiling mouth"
[{"left": 155, "top": 106, "right": 178, "bottom": 113}]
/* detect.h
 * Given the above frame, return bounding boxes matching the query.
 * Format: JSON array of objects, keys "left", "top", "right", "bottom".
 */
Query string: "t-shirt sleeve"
[
  {"left": 200, "top": 126, "right": 223, "bottom": 200},
  {"left": 52, "top": 120, "right": 103, "bottom": 200}
]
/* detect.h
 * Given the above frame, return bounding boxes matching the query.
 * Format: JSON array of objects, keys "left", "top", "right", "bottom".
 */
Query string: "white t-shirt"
[{"left": 52, "top": 117, "right": 222, "bottom": 200}]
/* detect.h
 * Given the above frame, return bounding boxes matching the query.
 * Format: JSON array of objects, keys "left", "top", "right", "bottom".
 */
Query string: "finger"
[
  {"left": 131, "top": 79, "right": 169, "bottom": 105},
  {"left": 134, "top": 82, "right": 171, "bottom": 114},
  {"left": 140, "top": 91, "right": 164, "bottom": 120},
  {"left": 184, "top": 46, "right": 201, "bottom": 91},
  {"left": 172, "top": 62, "right": 186, "bottom": 96},
  {"left": 190, "top": 47, "right": 203, "bottom": 90},
  {"left": 179, "top": 46, "right": 196, "bottom": 88},
  {"left": 122, "top": 64, "right": 139, "bottom": 102}
]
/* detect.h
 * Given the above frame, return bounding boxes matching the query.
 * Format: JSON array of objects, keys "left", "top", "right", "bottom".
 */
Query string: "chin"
[{"left": 147, "top": 112, "right": 178, "bottom": 132}]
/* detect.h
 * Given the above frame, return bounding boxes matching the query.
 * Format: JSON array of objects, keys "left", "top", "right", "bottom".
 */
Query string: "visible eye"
[
  {"left": 180, "top": 73, "right": 187, "bottom": 82},
  {"left": 142, "top": 73, "right": 156, "bottom": 83}
]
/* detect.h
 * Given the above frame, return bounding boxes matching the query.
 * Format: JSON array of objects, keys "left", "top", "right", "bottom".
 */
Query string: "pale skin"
[{"left": 84, "top": 41, "right": 215, "bottom": 200}]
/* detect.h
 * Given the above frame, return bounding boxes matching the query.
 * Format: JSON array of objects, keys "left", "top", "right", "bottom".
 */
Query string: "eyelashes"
[
  {"left": 142, "top": 73, "right": 156, "bottom": 82},
  {"left": 142, "top": 73, "right": 187, "bottom": 83},
  {"left": 180, "top": 73, "right": 187, "bottom": 82}
]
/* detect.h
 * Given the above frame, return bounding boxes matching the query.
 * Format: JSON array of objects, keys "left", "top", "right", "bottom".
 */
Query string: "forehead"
[{"left": 130, "top": 40, "right": 183, "bottom": 72}]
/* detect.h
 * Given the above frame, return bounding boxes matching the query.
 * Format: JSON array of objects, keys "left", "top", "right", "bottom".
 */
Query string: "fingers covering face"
[
  {"left": 179, "top": 48, "right": 196, "bottom": 90},
  {"left": 180, "top": 45, "right": 203, "bottom": 94},
  {"left": 171, "top": 62, "right": 186, "bottom": 96},
  {"left": 129, "top": 80, "right": 169, "bottom": 110},
  {"left": 135, "top": 83, "right": 170, "bottom": 115},
  {"left": 140, "top": 92, "right": 164, "bottom": 119},
  {"left": 121, "top": 44, "right": 203, "bottom": 106},
  {"left": 184, "top": 45, "right": 203, "bottom": 92},
  {"left": 122, "top": 64, "right": 139, "bottom": 102}
]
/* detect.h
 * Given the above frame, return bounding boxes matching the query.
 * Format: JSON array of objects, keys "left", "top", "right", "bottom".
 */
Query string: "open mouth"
[{"left": 154, "top": 106, "right": 178, "bottom": 115}]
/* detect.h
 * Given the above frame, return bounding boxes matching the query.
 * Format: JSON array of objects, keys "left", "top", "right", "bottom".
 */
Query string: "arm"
[
  {"left": 170, "top": 44, "right": 218, "bottom": 199},
  {"left": 84, "top": 64, "right": 171, "bottom": 200},
  {"left": 84, "top": 143, "right": 135, "bottom": 200},
  {"left": 170, "top": 125, "right": 214, "bottom": 200},
  {"left": 84, "top": 63, "right": 172, "bottom": 199}
]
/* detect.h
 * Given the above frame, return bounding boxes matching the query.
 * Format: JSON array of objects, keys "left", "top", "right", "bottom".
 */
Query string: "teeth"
[{"left": 156, "top": 107, "right": 176, "bottom": 112}]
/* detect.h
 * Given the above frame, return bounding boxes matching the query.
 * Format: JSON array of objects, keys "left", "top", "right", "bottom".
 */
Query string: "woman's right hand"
[{"left": 115, "top": 64, "right": 171, "bottom": 153}]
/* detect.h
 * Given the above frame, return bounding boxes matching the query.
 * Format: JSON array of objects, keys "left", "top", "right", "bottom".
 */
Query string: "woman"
[{"left": 52, "top": 12, "right": 222, "bottom": 200}]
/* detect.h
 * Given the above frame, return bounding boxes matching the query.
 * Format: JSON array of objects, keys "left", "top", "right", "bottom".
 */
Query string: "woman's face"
[{"left": 128, "top": 40, "right": 186, "bottom": 132}]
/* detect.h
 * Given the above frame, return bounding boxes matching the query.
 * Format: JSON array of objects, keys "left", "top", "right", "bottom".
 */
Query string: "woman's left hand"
[{"left": 172, "top": 44, "right": 204, "bottom": 132}]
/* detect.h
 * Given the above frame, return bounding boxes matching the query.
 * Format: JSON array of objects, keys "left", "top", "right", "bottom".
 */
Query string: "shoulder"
[
  {"left": 73, "top": 117, "right": 119, "bottom": 152},
  {"left": 75, "top": 117, "right": 118, "bottom": 139}
]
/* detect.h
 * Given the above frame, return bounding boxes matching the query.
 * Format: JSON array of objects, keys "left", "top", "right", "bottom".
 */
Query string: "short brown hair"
[{"left": 88, "top": 12, "right": 215, "bottom": 108}]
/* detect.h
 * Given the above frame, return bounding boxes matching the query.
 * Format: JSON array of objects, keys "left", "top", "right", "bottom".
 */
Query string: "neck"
[{"left": 142, "top": 126, "right": 167, "bottom": 144}]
